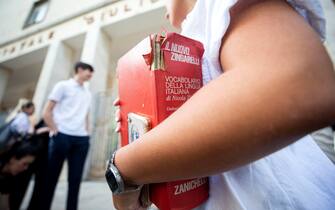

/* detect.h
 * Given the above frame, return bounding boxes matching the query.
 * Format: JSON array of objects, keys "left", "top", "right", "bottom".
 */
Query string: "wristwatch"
[{"left": 105, "top": 151, "right": 142, "bottom": 194}]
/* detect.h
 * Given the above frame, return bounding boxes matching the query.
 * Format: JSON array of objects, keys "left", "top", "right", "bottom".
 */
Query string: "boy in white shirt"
[{"left": 43, "top": 61, "right": 94, "bottom": 210}]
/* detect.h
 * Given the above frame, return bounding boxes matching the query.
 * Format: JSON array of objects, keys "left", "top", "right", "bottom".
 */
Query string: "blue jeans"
[{"left": 44, "top": 132, "right": 89, "bottom": 210}]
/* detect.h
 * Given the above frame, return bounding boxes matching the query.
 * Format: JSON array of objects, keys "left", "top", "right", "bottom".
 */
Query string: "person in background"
[
  {"left": 0, "top": 139, "right": 39, "bottom": 210},
  {"left": 4, "top": 100, "right": 49, "bottom": 210},
  {"left": 108, "top": 0, "right": 335, "bottom": 209},
  {"left": 8, "top": 121, "right": 50, "bottom": 210},
  {"left": 43, "top": 61, "right": 94, "bottom": 210},
  {"left": 5, "top": 99, "right": 29, "bottom": 124},
  {"left": 10, "top": 101, "right": 35, "bottom": 135},
  {"left": 0, "top": 140, "right": 37, "bottom": 177}
]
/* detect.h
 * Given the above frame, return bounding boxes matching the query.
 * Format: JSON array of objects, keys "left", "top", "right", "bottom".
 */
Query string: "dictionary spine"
[{"left": 151, "top": 34, "right": 165, "bottom": 71}]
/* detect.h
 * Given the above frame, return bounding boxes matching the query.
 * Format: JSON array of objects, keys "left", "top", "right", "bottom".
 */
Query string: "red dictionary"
[{"left": 117, "top": 32, "right": 208, "bottom": 210}]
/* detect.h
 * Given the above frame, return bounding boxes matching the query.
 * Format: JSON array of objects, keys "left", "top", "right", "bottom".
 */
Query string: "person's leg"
[
  {"left": 66, "top": 136, "right": 89, "bottom": 210},
  {"left": 8, "top": 134, "right": 45, "bottom": 210},
  {"left": 27, "top": 134, "right": 50, "bottom": 210},
  {"left": 0, "top": 194, "right": 9, "bottom": 210},
  {"left": 43, "top": 133, "right": 70, "bottom": 210},
  {"left": 8, "top": 167, "right": 34, "bottom": 210}
]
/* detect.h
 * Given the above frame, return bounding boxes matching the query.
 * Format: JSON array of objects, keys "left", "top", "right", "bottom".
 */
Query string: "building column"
[
  {"left": 81, "top": 26, "right": 110, "bottom": 94},
  {"left": 81, "top": 26, "right": 112, "bottom": 179},
  {"left": 0, "top": 68, "right": 11, "bottom": 106},
  {"left": 33, "top": 41, "right": 73, "bottom": 120}
]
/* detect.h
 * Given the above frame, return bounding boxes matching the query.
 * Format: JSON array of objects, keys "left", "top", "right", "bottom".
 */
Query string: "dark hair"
[
  {"left": 74, "top": 61, "right": 94, "bottom": 73},
  {"left": 0, "top": 137, "right": 40, "bottom": 165},
  {"left": 9, "top": 140, "right": 39, "bottom": 160},
  {"left": 21, "top": 101, "right": 34, "bottom": 111}
]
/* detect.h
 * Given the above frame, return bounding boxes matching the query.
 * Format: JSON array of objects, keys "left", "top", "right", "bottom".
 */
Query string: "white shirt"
[
  {"left": 10, "top": 112, "right": 31, "bottom": 135},
  {"left": 48, "top": 78, "right": 91, "bottom": 136},
  {"left": 182, "top": 0, "right": 325, "bottom": 85},
  {"left": 182, "top": 0, "right": 335, "bottom": 209}
]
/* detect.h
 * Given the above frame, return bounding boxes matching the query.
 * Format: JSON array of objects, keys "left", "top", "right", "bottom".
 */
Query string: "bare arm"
[
  {"left": 165, "top": 0, "right": 196, "bottom": 28},
  {"left": 86, "top": 112, "right": 90, "bottom": 134},
  {"left": 43, "top": 100, "right": 58, "bottom": 134},
  {"left": 115, "top": 0, "right": 335, "bottom": 185}
]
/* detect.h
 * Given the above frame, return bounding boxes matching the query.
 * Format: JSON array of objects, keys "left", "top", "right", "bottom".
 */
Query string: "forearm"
[
  {"left": 86, "top": 113, "right": 90, "bottom": 134},
  {"left": 43, "top": 101, "right": 57, "bottom": 132},
  {"left": 43, "top": 111, "right": 57, "bottom": 131},
  {"left": 116, "top": 67, "right": 335, "bottom": 185},
  {"left": 115, "top": 0, "right": 335, "bottom": 186},
  {"left": 28, "top": 118, "right": 35, "bottom": 134},
  {"left": 111, "top": 2, "right": 335, "bottom": 210}
]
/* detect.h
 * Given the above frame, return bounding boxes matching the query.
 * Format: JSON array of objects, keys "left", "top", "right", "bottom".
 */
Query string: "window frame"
[{"left": 23, "top": 0, "right": 50, "bottom": 29}]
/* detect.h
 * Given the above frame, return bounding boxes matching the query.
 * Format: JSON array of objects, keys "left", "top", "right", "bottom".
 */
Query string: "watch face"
[{"left": 105, "top": 169, "right": 118, "bottom": 192}]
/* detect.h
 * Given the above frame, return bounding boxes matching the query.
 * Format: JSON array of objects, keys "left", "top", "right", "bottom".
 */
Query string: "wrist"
[
  {"left": 105, "top": 150, "right": 142, "bottom": 194},
  {"left": 52, "top": 128, "right": 58, "bottom": 133}
]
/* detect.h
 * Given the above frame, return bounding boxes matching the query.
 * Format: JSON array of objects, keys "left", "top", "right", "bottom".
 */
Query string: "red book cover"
[{"left": 117, "top": 32, "right": 208, "bottom": 210}]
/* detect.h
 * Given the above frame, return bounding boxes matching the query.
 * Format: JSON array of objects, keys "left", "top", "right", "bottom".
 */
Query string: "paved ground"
[
  {"left": 21, "top": 180, "right": 115, "bottom": 210},
  {"left": 19, "top": 161, "right": 159, "bottom": 210},
  {"left": 21, "top": 179, "right": 159, "bottom": 210}
]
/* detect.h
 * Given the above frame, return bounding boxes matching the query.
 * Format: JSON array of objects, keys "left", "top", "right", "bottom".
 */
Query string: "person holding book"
[{"left": 108, "top": 0, "right": 335, "bottom": 209}]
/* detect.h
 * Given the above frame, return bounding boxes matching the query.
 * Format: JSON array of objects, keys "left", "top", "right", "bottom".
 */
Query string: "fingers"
[
  {"left": 49, "top": 129, "right": 58, "bottom": 137},
  {"left": 113, "top": 98, "right": 121, "bottom": 106},
  {"left": 115, "top": 109, "right": 121, "bottom": 122},
  {"left": 139, "top": 185, "right": 151, "bottom": 208},
  {"left": 113, "top": 189, "right": 142, "bottom": 210},
  {"left": 115, "top": 109, "right": 121, "bottom": 133},
  {"left": 36, "top": 127, "right": 50, "bottom": 134},
  {"left": 115, "top": 122, "right": 121, "bottom": 133},
  {"left": 165, "top": 12, "right": 170, "bottom": 20},
  {"left": 114, "top": 98, "right": 121, "bottom": 133}
]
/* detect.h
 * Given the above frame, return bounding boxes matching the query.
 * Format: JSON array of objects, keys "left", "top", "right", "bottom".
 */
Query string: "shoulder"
[
  {"left": 16, "top": 112, "right": 25, "bottom": 118},
  {"left": 220, "top": 0, "right": 332, "bottom": 73},
  {"left": 56, "top": 80, "right": 70, "bottom": 87},
  {"left": 12, "top": 112, "right": 26, "bottom": 122},
  {"left": 49, "top": 80, "right": 71, "bottom": 101},
  {"left": 218, "top": 0, "right": 335, "bottom": 125},
  {"left": 52, "top": 80, "right": 72, "bottom": 92}
]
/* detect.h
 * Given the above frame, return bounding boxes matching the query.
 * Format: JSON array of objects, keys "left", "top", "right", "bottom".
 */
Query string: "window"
[{"left": 24, "top": 0, "right": 49, "bottom": 28}]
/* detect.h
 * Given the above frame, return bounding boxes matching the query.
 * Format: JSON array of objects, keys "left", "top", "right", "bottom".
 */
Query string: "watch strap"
[{"left": 107, "top": 151, "right": 142, "bottom": 194}]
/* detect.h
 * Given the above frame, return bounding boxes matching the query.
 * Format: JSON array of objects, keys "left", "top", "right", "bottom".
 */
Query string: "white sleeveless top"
[{"left": 181, "top": 1, "right": 335, "bottom": 209}]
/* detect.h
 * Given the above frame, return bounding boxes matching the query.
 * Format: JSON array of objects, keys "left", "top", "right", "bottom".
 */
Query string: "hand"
[
  {"left": 114, "top": 98, "right": 121, "bottom": 133},
  {"left": 49, "top": 128, "right": 58, "bottom": 137},
  {"left": 111, "top": 99, "right": 152, "bottom": 209},
  {"left": 112, "top": 189, "right": 146, "bottom": 210},
  {"left": 35, "top": 127, "right": 50, "bottom": 134}
]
